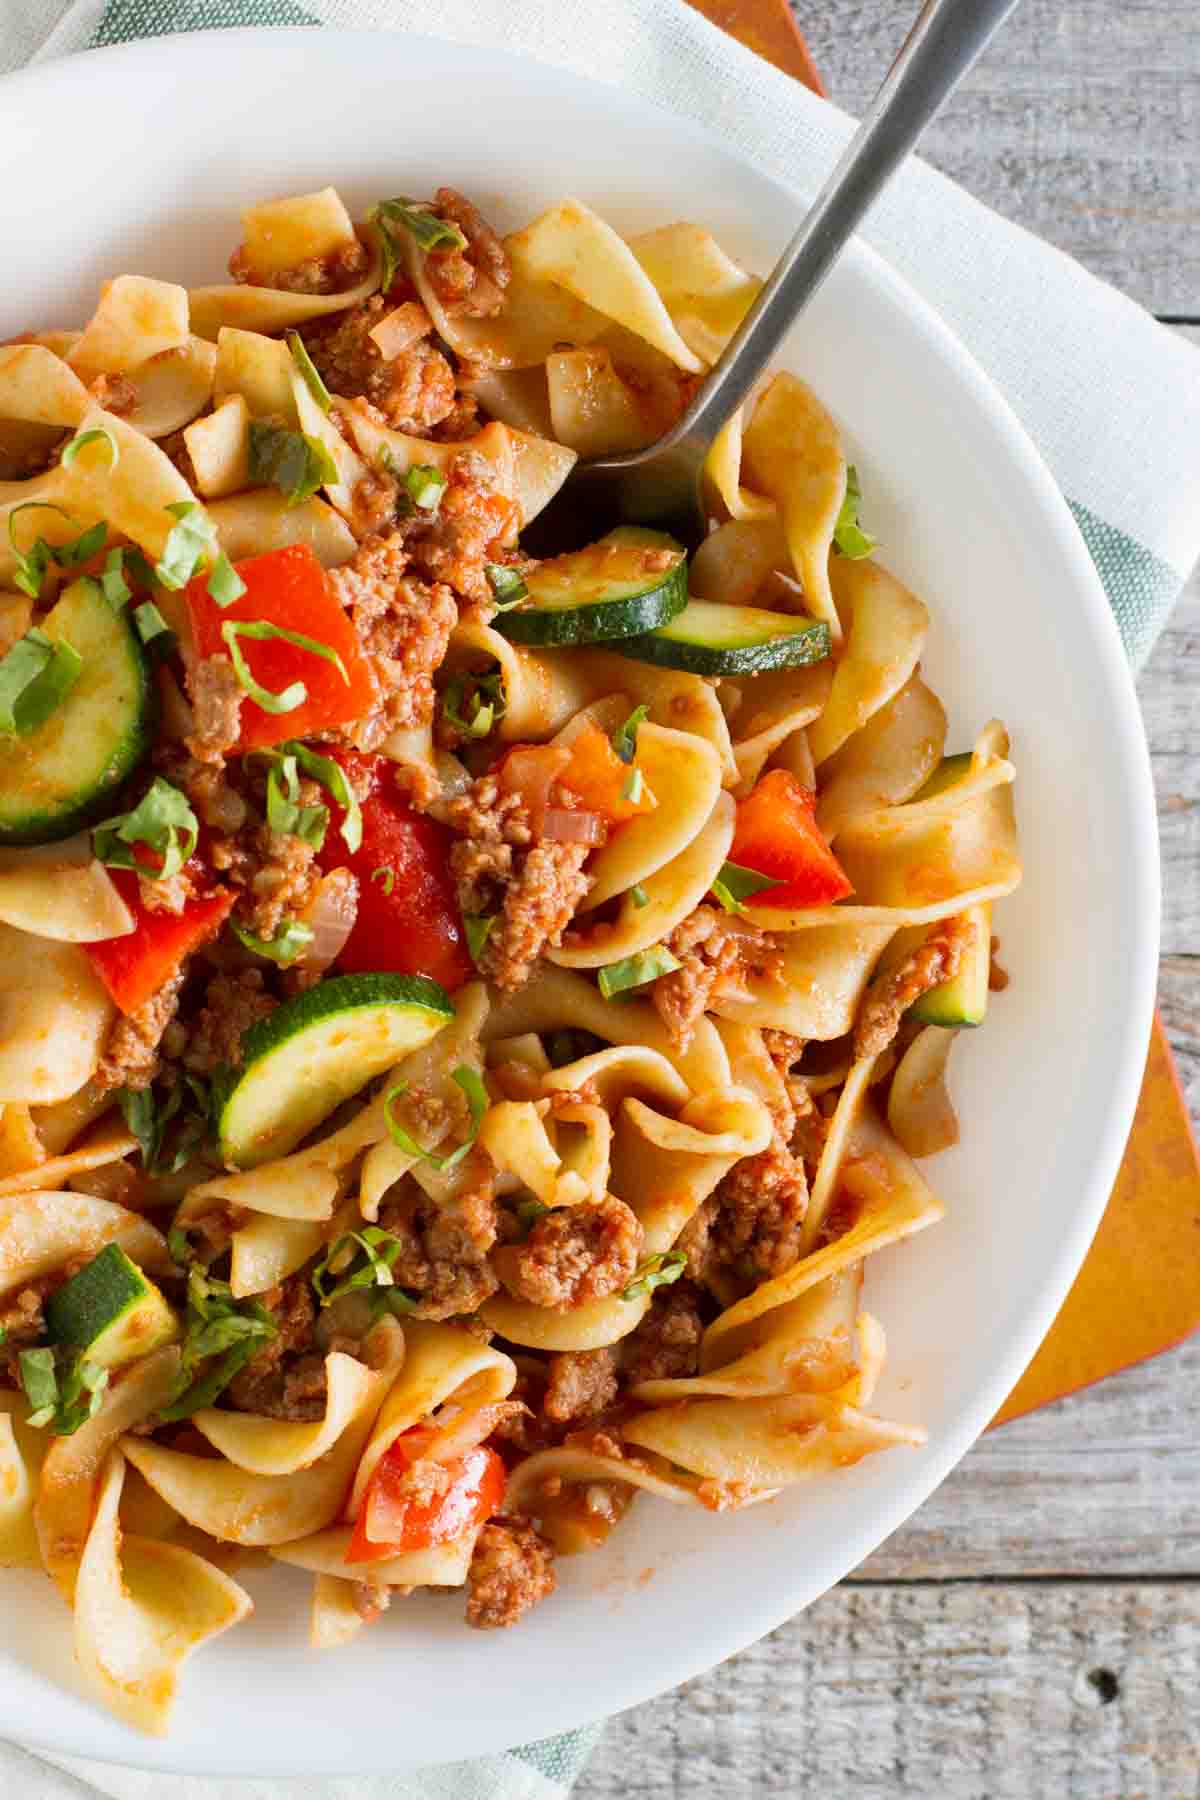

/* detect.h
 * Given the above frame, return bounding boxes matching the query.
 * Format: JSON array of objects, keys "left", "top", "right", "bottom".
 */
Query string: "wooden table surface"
[{"left": 580, "top": 4, "right": 1200, "bottom": 1795}]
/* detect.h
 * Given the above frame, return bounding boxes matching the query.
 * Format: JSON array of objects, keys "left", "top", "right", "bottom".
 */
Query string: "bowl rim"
[{"left": 0, "top": 23, "right": 1161, "bottom": 1774}]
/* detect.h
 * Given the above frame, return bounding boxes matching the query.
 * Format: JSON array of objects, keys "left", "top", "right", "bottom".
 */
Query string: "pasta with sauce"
[{"left": 0, "top": 182, "right": 1019, "bottom": 1734}]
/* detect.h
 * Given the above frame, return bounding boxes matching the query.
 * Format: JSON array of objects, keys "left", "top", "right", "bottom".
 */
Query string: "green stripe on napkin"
[
  {"left": 95, "top": 0, "right": 316, "bottom": 38},
  {"left": 1067, "top": 498, "right": 1180, "bottom": 670}
]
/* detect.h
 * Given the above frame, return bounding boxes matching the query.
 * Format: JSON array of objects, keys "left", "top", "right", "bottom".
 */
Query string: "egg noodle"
[{"left": 0, "top": 185, "right": 1020, "bottom": 1734}]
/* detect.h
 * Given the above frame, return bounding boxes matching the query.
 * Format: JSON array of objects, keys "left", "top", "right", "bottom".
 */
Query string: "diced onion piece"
[
  {"left": 541, "top": 808, "right": 605, "bottom": 846},
  {"left": 368, "top": 303, "right": 430, "bottom": 361},
  {"left": 296, "top": 870, "right": 359, "bottom": 975}
]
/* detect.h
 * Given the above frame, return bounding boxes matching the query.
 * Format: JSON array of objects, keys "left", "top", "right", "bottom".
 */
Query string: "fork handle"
[{"left": 678, "top": 0, "right": 1022, "bottom": 444}]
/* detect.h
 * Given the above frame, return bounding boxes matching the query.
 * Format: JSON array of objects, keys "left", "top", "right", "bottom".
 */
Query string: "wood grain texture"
[
  {"left": 794, "top": 0, "right": 1200, "bottom": 316},
  {"left": 580, "top": 1583, "right": 1200, "bottom": 1799}
]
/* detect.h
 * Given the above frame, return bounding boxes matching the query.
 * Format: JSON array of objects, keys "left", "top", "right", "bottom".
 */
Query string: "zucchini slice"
[
  {"left": 909, "top": 902, "right": 992, "bottom": 1028},
  {"left": 217, "top": 971, "right": 454, "bottom": 1168},
  {"left": 0, "top": 576, "right": 152, "bottom": 846},
  {"left": 496, "top": 526, "right": 687, "bottom": 646},
  {"left": 44, "top": 1243, "right": 179, "bottom": 1369},
  {"left": 613, "top": 599, "right": 831, "bottom": 676}
]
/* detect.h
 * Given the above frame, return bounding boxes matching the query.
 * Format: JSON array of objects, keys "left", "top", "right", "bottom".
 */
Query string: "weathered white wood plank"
[
  {"left": 1141, "top": 562, "right": 1200, "bottom": 962},
  {"left": 579, "top": 1582, "right": 1200, "bottom": 1799},
  {"left": 796, "top": 0, "right": 1200, "bottom": 315}
]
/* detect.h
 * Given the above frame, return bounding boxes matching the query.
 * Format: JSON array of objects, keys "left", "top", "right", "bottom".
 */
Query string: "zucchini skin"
[
  {"left": 613, "top": 609, "right": 831, "bottom": 676},
  {"left": 495, "top": 529, "right": 688, "bottom": 647},
  {"left": 0, "top": 579, "right": 154, "bottom": 847}
]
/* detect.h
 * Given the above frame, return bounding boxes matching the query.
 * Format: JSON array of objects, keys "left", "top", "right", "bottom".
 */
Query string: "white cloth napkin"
[{"left": 2, "top": 1, "right": 1198, "bottom": 1796}]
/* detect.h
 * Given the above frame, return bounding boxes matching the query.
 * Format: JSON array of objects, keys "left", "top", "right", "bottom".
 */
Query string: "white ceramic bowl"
[{"left": 0, "top": 28, "right": 1159, "bottom": 1775}]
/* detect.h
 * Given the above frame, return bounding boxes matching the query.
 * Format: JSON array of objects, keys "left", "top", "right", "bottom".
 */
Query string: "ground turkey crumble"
[
  {"left": 93, "top": 964, "right": 186, "bottom": 1094},
  {"left": 853, "top": 912, "right": 977, "bottom": 1063},
  {"left": 226, "top": 1272, "right": 329, "bottom": 1421},
  {"left": 493, "top": 1195, "right": 642, "bottom": 1311},
  {"left": 229, "top": 236, "right": 368, "bottom": 297},
  {"left": 653, "top": 904, "right": 785, "bottom": 1050},
  {"left": 620, "top": 1279, "right": 705, "bottom": 1385},
  {"left": 543, "top": 1347, "right": 619, "bottom": 1424},
  {"left": 424, "top": 188, "right": 512, "bottom": 320},
  {"left": 465, "top": 1518, "right": 556, "bottom": 1629},
  {"left": 328, "top": 529, "right": 457, "bottom": 744},
  {"left": 376, "top": 1157, "right": 500, "bottom": 1319},
  {"left": 305, "top": 297, "right": 458, "bottom": 433}
]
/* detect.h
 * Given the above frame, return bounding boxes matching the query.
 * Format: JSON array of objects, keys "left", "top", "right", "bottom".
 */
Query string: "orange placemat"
[{"left": 687, "top": 0, "right": 1200, "bottom": 1423}]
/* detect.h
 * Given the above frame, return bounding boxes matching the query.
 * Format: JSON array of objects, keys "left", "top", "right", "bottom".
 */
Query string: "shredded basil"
[
  {"left": 709, "top": 860, "right": 784, "bottom": 915},
  {"left": 18, "top": 1346, "right": 109, "bottom": 1435},
  {"left": 60, "top": 426, "right": 119, "bottom": 472},
  {"left": 0, "top": 628, "right": 81, "bottom": 737},
  {"left": 18, "top": 1347, "right": 59, "bottom": 1426},
  {"left": 621, "top": 766, "right": 646, "bottom": 805},
  {"left": 484, "top": 563, "right": 529, "bottom": 609},
  {"left": 159, "top": 1266, "right": 278, "bottom": 1422},
  {"left": 155, "top": 501, "right": 219, "bottom": 591},
  {"left": 611, "top": 703, "right": 649, "bottom": 765},
  {"left": 8, "top": 502, "right": 73, "bottom": 598},
  {"left": 384, "top": 1065, "right": 488, "bottom": 1172},
  {"left": 597, "top": 945, "right": 681, "bottom": 999},
  {"left": 232, "top": 918, "right": 314, "bottom": 966},
  {"left": 287, "top": 330, "right": 332, "bottom": 414},
  {"left": 464, "top": 913, "right": 495, "bottom": 967},
  {"left": 247, "top": 420, "right": 338, "bottom": 508},
  {"left": 100, "top": 546, "right": 132, "bottom": 610},
  {"left": 93, "top": 777, "right": 199, "bottom": 882},
  {"left": 167, "top": 1225, "right": 192, "bottom": 1268},
  {"left": 264, "top": 752, "right": 328, "bottom": 849},
  {"left": 515, "top": 1198, "right": 551, "bottom": 1237},
  {"left": 621, "top": 1249, "right": 687, "bottom": 1302},
  {"left": 53, "top": 519, "right": 107, "bottom": 570},
  {"left": 371, "top": 866, "right": 395, "bottom": 896},
  {"left": 119, "top": 1077, "right": 210, "bottom": 1175},
  {"left": 403, "top": 463, "right": 446, "bottom": 511},
  {"left": 279, "top": 739, "right": 362, "bottom": 854},
  {"left": 206, "top": 551, "right": 246, "bottom": 609},
  {"left": 311, "top": 1227, "right": 417, "bottom": 1309},
  {"left": 832, "top": 465, "right": 876, "bottom": 560},
  {"left": 630, "top": 882, "right": 649, "bottom": 909},
  {"left": 370, "top": 196, "right": 468, "bottom": 267},
  {"left": 221, "top": 617, "right": 348, "bottom": 715},
  {"left": 132, "top": 598, "right": 176, "bottom": 655},
  {"left": 441, "top": 666, "right": 505, "bottom": 740}
]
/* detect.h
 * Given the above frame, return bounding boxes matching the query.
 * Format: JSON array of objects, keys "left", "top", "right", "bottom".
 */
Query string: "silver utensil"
[{"left": 541, "top": 0, "right": 1021, "bottom": 548}]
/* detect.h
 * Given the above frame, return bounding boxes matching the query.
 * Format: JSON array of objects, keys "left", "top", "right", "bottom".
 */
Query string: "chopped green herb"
[
  {"left": 60, "top": 426, "right": 120, "bottom": 472},
  {"left": 709, "top": 860, "right": 784, "bottom": 915},
  {"left": 264, "top": 752, "right": 328, "bottom": 849},
  {"left": 621, "top": 1249, "right": 687, "bottom": 1301},
  {"left": 247, "top": 420, "right": 338, "bottom": 508},
  {"left": 7, "top": 501, "right": 74, "bottom": 599},
  {"left": 118, "top": 1075, "right": 211, "bottom": 1175},
  {"left": 155, "top": 501, "right": 219, "bottom": 591},
  {"left": 621, "top": 766, "right": 646, "bottom": 805},
  {"left": 832, "top": 465, "right": 876, "bottom": 560},
  {"left": 17, "top": 1345, "right": 109, "bottom": 1435},
  {"left": 515, "top": 1199, "right": 551, "bottom": 1236},
  {"left": 464, "top": 913, "right": 495, "bottom": 966},
  {"left": 232, "top": 918, "right": 314, "bottom": 966},
  {"left": 221, "top": 618, "right": 348, "bottom": 715},
  {"left": 0, "top": 628, "right": 81, "bottom": 736},
  {"left": 206, "top": 551, "right": 246, "bottom": 609},
  {"left": 485, "top": 563, "right": 529, "bottom": 608},
  {"left": 93, "top": 777, "right": 199, "bottom": 882},
  {"left": 18, "top": 1347, "right": 59, "bottom": 1427},
  {"left": 167, "top": 1225, "right": 192, "bottom": 1268},
  {"left": 630, "top": 882, "right": 649, "bottom": 909},
  {"left": 311, "top": 1227, "right": 416, "bottom": 1308},
  {"left": 278, "top": 739, "right": 362, "bottom": 854},
  {"left": 441, "top": 666, "right": 506, "bottom": 740},
  {"left": 159, "top": 1266, "right": 277, "bottom": 1422},
  {"left": 53, "top": 519, "right": 108, "bottom": 570},
  {"left": 370, "top": 197, "right": 468, "bottom": 266},
  {"left": 384, "top": 1065, "right": 488, "bottom": 1172},
  {"left": 611, "top": 703, "right": 649, "bottom": 765},
  {"left": 597, "top": 945, "right": 682, "bottom": 999},
  {"left": 371, "top": 866, "right": 396, "bottom": 896},
  {"left": 132, "top": 599, "right": 175, "bottom": 655},
  {"left": 287, "top": 331, "right": 332, "bottom": 413},
  {"left": 403, "top": 463, "right": 446, "bottom": 511},
  {"left": 100, "top": 546, "right": 132, "bottom": 610}
]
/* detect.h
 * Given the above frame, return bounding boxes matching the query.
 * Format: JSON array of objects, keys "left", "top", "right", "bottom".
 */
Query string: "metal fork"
[{"left": 539, "top": 0, "right": 1021, "bottom": 549}]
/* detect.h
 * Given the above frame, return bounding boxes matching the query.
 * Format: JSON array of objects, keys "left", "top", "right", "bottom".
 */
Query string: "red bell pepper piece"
[
  {"left": 185, "top": 543, "right": 377, "bottom": 753},
  {"left": 497, "top": 723, "right": 656, "bottom": 827},
  {"left": 346, "top": 1434, "right": 506, "bottom": 1564},
  {"left": 85, "top": 869, "right": 234, "bottom": 1015},
  {"left": 728, "top": 768, "right": 853, "bottom": 908},
  {"left": 318, "top": 754, "right": 471, "bottom": 992}
]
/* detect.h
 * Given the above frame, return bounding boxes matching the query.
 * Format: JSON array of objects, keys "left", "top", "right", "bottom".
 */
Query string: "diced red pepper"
[
  {"left": 346, "top": 1434, "right": 506, "bottom": 1564},
  {"left": 497, "top": 723, "right": 656, "bottom": 828},
  {"left": 318, "top": 754, "right": 471, "bottom": 992},
  {"left": 85, "top": 869, "right": 234, "bottom": 1015},
  {"left": 185, "top": 543, "right": 377, "bottom": 752},
  {"left": 728, "top": 768, "right": 853, "bottom": 908}
]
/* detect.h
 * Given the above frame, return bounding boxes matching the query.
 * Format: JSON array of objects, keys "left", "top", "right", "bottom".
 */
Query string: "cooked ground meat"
[
  {"left": 543, "top": 1348, "right": 618, "bottom": 1424},
  {"left": 465, "top": 1518, "right": 555, "bottom": 1629},
  {"left": 431, "top": 392, "right": 483, "bottom": 442},
  {"left": 184, "top": 656, "right": 244, "bottom": 765},
  {"left": 87, "top": 371, "right": 137, "bottom": 417},
  {"left": 854, "top": 912, "right": 976, "bottom": 1063},
  {"left": 94, "top": 965, "right": 186, "bottom": 1093},
  {"left": 236, "top": 807, "right": 322, "bottom": 941},
  {"left": 405, "top": 451, "right": 519, "bottom": 609},
  {"left": 654, "top": 906, "right": 784, "bottom": 1050},
  {"left": 376, "top": 1162, "right": 500, "bottom": 1320},
  {"left": 445, "top": 776, "right": 531, "bottom": 909},
  {"left": 709, "top": 1135, "right": 810, "bottom": 1282},
  {"left": 305, "top": 299, "right": 456, "bottom": 432},
  {"left": 226, "top": 1272, "right": 328, "bottom": 1421},
  {"left": 762, "top": 1030, "right": 806, "bottom": 1076},
  {"left": 137, "top": 866, "right": 198, "bottom": 917},
  {"left": 328, "top": 530, "right": 457, "bottom": 743},
  {"left": 1, "top": 1278, "right": 54, "bottom": 1385},
  {"left": 164, "top": 754, "right": 249, "bottom": 836},
  {"left": 620, "top": 1279, "right": 705, "bottom": 1385},
  {"left": 425, "top": 188, "right": 511, "bottom": 320},
  {"left": 182, "top": 969, "right": 276, "bottom": 1074},
  {"left": 494, "top": 1196, "right": 642, "bottom": 1311},
  {"left": 347, "top": 467, "right": 400, "bottom": 540},
  {"left": 228, "top": 237, "right": 368, "bottom": 295}
]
